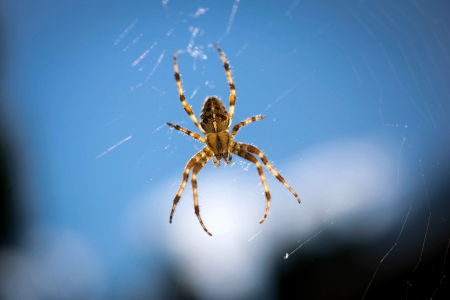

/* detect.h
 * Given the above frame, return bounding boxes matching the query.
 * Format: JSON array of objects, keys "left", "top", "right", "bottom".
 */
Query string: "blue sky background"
[{"left": 1, "top": 0, "right": 450, "bottom": 299}]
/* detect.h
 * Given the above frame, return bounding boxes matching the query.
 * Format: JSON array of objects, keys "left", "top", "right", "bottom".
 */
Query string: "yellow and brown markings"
[
  {"left": 206, "top": 131, "right": 231, "bottom": 160},
  {"left": 170, "top": 147, "right": 208, "bottom": 223},
  {"left": 214, "top": 45, "right": 236, "bottom": 129},
  {"left": 173, "top": 52, "right": 205, "bottom": 134},
  {"left": 234, "top": 142, "right": 301, "bottom": 203},
  {"left": 231, "top": 147, "right": 271, "bottom": 223},
  {"left": 166, "top": 122, "right": 206, "bottom": 143},
  {"left": 200, "top": 97, "right": 229, "bottom": 133},
  {"left": 230, "top": 115, "right": 266, "bottom": 138}
]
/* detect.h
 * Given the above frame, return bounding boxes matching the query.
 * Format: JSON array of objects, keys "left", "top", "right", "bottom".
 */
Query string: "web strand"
[{"left": 361, "top": 206, "right": 412, "bottom": 300}]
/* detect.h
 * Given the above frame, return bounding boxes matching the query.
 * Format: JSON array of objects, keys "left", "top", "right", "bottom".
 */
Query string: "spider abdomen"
[{"left": 200, "top": 96, "right": 229, "bottom": 133}]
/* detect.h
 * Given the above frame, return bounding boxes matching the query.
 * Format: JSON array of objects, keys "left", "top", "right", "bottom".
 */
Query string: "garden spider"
[{"left": 167, "top": 45, "right": 300, "bottom": 236}]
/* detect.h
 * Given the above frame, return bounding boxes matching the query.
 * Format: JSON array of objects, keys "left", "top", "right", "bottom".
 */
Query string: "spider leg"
[
  {"left": 192, "top": 151, "right": 214, "bottom": 236},
  {"left": 234, "top": 142, "right": 300, "bottom": 203},
  {"left": 174, "top": 52, "right": 206, "bottom": 134},
  {"left": 214, "top": 45, "right": 236, "bottom": 130},
  {"left": 166, "top": 123, "right": 206, "bottom": 143},
  {"left": 170, "top": 147, "right": 208, "bottom": 223},
  {"left": 231, "top": 147, "right": 271, "bottom": 224},
  {"left": 230, "top": 116, "right": 266, "bottom": 138}
]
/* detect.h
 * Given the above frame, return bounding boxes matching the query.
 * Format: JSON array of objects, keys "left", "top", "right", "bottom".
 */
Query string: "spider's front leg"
[
  {"left": 173, "top": 52, "right": 206, "bottom": 134},
  {"left": 214, "top": 45, "right": 236, "bottom": 130}
]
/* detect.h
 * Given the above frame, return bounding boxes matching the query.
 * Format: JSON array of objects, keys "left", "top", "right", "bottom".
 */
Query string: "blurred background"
[{"left": 1, "top": 0, "right": 450, "bottom": 299}]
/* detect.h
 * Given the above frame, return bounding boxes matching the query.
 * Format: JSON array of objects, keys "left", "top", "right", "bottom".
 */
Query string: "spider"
[{"left": 167, "top": 45, "right": 300, "bottom": 236}]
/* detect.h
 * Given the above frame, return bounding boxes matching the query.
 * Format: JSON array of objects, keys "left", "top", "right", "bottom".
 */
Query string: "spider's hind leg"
[
  {"left": 170, "top": 147, "right": 208, "bottom": 223},
  {"left": 231, "top": 147, "right": 271, "bottom": 224},
  {"left": 191, "top": 151, "right": 214, "bottom": 236},
  {"left": 234, "top": 142, "right": 300, "bottom": 203}
]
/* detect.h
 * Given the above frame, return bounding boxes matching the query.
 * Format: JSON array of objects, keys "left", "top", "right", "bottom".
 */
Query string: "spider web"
[{"left": 0, "top": 0, "right": 450, "bottom": 299}]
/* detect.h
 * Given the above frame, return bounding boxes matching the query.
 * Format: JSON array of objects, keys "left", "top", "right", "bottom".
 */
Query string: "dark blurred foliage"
[
  {"left": 273, "top": 160, "right": 450, "bottom": 300},
  {"left": 0, "top": 129, "right": 22, "bottom": 248},
  {"left": 0, "top": 6, "right": 23, "bottom": 249}
]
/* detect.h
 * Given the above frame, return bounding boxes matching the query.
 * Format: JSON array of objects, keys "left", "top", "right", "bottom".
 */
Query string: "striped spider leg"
[
  {"left": 166, "top": 122, "right": 206, "bottom": 143},
  {"left": 230, "top": 145, "right": 272, "bottom": 223},
  {"left": 173, "top": 52, "right": 206, "bottom": 134},
  {"left": 191, "top": 151, "right": 214, "bottom": 236},
  {"left": 230, "top": 115, "right": 266, "bottom": 138},
  {"left": 214, "top": 45, "right": 236, "bottom": 130},
  {"left": 169, "top": 147, "right": 208, "bottom": 224},
  {"left": 230, "top": 141, "right": 300, "bottom": 223}
]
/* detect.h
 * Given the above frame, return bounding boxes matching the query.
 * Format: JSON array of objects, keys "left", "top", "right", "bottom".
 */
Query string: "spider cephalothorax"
[{"left": 167, "top": 45, "right": 300, "bottom": 236}]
